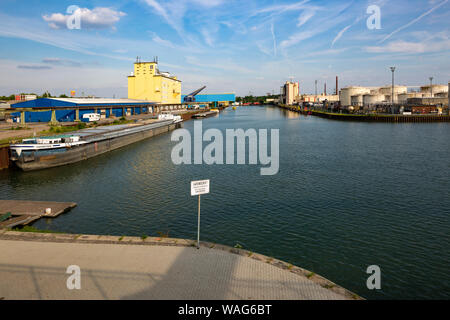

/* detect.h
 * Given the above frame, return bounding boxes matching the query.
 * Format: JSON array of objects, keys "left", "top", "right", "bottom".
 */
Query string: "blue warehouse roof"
[
  {"left": 11, "top": 98, "right": 156, "bottom": 109},
  {"left": 181, "top": 93, "right": 235, "bottom": 103}
]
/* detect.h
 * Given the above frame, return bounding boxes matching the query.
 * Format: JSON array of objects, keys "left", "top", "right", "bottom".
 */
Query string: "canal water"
[{"left": 1, "top": 106, "right": 449, "bottom": 300}]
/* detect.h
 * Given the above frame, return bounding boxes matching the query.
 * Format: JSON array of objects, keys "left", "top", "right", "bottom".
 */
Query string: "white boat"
[
  {"left": 10, "top": 135, "right": 87, "bottom": 159},
  {"left": 158, "top": 112, "right": 182, "bottom": 123}
]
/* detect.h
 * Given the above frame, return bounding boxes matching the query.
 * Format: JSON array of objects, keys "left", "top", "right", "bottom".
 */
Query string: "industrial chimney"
[{"left": 336, "top": 76, "right": 339, "bottom": 95}]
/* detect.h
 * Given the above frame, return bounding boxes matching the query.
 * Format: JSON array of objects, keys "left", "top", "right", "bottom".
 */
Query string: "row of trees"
[
  {"left": 0, "top": 92, "right": 69, "bottom": 100},
  {"left": 236, "top": 94, "right": 280, "bottom": 104}
]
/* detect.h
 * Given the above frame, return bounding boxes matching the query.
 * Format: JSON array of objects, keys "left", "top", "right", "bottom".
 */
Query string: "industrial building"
[
  {"left": 128, "top": 57, "right": 181, "bottom": 104},
  {"left": 280, "top": 81, "right": 299, "bottom": 105},
  {"left": 181, "top": 93, "right": 236, "bottom": 106},
  {"left": 9, "top": 98, "right": 158, "bottom": 124}
]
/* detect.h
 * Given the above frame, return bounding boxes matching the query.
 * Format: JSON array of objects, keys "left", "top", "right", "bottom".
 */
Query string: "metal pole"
[
  {"left": 390, "top": 67, "right": 396, "bottom": 114},
  {"left": 197, "top": 194, "right": 201, "bottom": 249}
]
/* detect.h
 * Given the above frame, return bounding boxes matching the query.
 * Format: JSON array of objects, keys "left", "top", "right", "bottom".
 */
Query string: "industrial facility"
[
  {"left": 339, "top": 84, "right": 448, "bottom": 109},
  {"left": 280, "top": 81, "right": 299, "bottom": 105},
  {"left": 128, "top": 57, "right": 182, "bottom": 104},
  {"left": 278, "top": 74, "right": 449, "bottom": 115},
  {"left": 3, "top": 57, "right": 236, "bottom": 124}
]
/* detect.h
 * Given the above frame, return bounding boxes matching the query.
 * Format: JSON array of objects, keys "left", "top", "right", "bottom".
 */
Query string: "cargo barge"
[{"left": 9, "top": 117, "right": 182, "bottom": 171}]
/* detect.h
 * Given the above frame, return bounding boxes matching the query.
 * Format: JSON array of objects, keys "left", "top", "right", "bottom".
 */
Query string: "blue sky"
[{"left": 0, "top": 0, "right": 449, "bottom": 97}]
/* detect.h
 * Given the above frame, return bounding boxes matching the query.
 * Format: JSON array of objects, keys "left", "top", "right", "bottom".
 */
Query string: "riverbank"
[
  {"left": 277, "top": 104, "right": 450, "bottom": 122},
  {"left": 0, "top": 229, "right": 361, "bottom": 300}
]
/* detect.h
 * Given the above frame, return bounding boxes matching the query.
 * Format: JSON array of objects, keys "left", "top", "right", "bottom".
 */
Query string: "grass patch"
[
  {"left": 234, "top": 243, "right": 243, "bottom": 249},
  {"left": 248, "top": 252, "right": 253, "bottom": 257},
  {"left": 306, "top": 272, "right": 315, "bottom": 279},
  {"left": 118, "top": 236, "right": 124, "bottom": 241},
  {"left": 42, "top": 124, "right": 85, "bottom": 135},
  {"left": 11, "top": 225, "right": 61, "bottom": 234},
  {"left": 141, "top": 235, "right": 148, "bottom": 240}
]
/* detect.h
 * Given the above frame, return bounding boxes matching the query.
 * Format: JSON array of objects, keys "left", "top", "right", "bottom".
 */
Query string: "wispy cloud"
[
  {"left": 366, "top": 38, "right": 450, "bottom": 53},
  {"left": 17, "top": 65, "right": 52, "bottom": 70},
  {"left": 296, "top": 9, "right": 316, "bottom": 27},
  {"left": 270, "top": 21, "right": 277, "bottom": 56},
  {"left": 42, "top": 58, "right": 82, "bottom": 67},
  {"left": 379, "top": 0, "right": 449, "bottom": 43}
]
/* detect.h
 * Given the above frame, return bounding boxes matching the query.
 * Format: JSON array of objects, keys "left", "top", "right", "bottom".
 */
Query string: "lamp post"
[
  {"left": 390, "top": 67, "right": 396, "bottom": 114},
  {"left": 429, "top": 77, "right": 434, "bottom": 98}
]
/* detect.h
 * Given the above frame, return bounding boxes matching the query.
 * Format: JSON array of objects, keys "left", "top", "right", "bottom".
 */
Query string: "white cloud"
[
  {"left": 280, "top": 30, "right": 316, "bottom": 49},
  {"left": 331, "top": 24, "right": 352, "bottom": 48},
  {"left": 42, "top": 7, "right": 126, "bottom": 30},
  {"left": 201, "top": 28, "right": 215, "bottom": 47},
  {"left": 297, "top": 9, "right": 315, "bottom": 27},
  {"left": 255, "top": 0, "right": 310, "bottom": 15}
]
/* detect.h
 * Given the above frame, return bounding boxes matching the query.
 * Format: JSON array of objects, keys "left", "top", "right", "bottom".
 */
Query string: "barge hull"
[{"left": 15, "top": 122, "right": 181, "bottom": 171}]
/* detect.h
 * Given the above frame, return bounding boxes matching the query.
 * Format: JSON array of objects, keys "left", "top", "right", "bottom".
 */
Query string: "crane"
[{"left": 183, "top": 86, "right": 206, "bottom": 103}]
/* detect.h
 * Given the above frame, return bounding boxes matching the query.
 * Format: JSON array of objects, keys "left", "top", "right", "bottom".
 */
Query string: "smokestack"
[
  {"left": 324, "top": 83, "right": 327, "bottom": 95},
  {"left": 336, "top": 76, "right": 339, "bottom": 95}
]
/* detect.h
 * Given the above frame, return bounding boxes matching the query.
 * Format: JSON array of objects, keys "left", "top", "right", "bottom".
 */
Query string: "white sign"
[{"left": 191, "top": 180, "right": 210, "bottom": 196}]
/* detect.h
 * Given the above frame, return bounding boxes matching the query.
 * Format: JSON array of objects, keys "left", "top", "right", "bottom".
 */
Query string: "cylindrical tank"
[
  {"left": 420, "top": 84, "right": 448, "bottom": 94},
  {"left": 340, "top": 87, "right": 371, "bottom": 106},
  {"left": 379, "top": 85, "right": 407, "bottom": 95},
  {"left": 351, "top": 94, "right": 364, "bottom": 106},
  {"left": 363, "top": 94, "right": 386, "bottom": 107}
]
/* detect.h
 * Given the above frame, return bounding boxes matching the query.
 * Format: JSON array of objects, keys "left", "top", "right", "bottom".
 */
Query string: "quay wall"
[{"left": 278, "top": 104, "right": 450, "bottom": 122}]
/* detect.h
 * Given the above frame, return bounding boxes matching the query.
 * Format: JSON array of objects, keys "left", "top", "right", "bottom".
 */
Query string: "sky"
[{"left": 0, "top": 0, "right": 449, "bottom": 97}]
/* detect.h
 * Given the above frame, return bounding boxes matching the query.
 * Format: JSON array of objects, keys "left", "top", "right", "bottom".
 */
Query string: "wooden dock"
[{"left": 0, "top": 200, "right": 77, "bottom": 228}]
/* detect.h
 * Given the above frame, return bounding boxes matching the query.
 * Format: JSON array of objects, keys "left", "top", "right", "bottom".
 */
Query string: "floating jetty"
[
  {"left": 9, "top": 118, "right": 182, "bottom": 171},
  {"left": 191, "top": 110, "right": 219, "bottom": 119},
  {"left": 0, "top": 200, "right": 77, "bottom": 228}
]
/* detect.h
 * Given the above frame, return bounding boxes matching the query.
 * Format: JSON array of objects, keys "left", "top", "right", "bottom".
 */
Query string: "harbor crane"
[{"left": 183, "top": 86, "right": 206, "bottom": 103}]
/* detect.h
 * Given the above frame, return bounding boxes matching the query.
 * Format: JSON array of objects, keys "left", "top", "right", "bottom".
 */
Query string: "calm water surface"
[{"left": 1, "top": 106, "right": 449, "bottom": 299}]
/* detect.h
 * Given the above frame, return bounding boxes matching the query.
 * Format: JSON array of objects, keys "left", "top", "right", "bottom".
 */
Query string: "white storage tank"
[
  {"left": 363, "top": 94, "right": 386, "bottom": 107},
  {"left": 379, "top": 85, "right": 407, "bottom": 95},
  {"left": 340, "top": 87, "right": 371, "bottom": 106},
  {"left": 351, "top": 94, "right": 364, "bottom": 107}
]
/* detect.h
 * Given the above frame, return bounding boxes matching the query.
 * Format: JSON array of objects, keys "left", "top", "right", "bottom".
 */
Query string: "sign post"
[{"left": 191, "top": 179, "right": 210, "bottom": 249}]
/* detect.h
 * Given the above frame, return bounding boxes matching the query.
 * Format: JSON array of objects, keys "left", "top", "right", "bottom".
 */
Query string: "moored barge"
[{"left": 10, "top": 117, "right": 182, "bottom": 171}]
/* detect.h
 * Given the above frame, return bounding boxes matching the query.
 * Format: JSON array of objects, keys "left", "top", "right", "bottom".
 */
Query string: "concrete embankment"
[
  {"left": 0, "top": 230, "right": 362, "bottom": 300},
  {"left": 278, "top": 104, "right": 450, "bottom": 122}
]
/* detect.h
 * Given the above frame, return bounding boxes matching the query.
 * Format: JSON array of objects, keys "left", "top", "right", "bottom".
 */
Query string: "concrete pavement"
[{"left": 0, "top": 231, "right": 359, "bottom": 300}]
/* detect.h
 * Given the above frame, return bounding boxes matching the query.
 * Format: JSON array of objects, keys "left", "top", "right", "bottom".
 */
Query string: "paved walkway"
[{"left": 0, "top": 234, "right": 355, "bottom": 300}]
